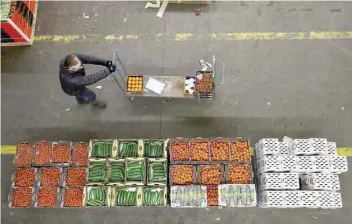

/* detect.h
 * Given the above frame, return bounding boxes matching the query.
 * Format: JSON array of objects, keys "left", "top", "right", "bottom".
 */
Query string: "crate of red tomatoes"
[
  {"left": 59, "top": 187, "right": 86, "bottom": 208},
  {"left": 11, "top": 167, "right": 38, "bottom": 187},
  {"left": 70, "top": 142, "right": 89, "bottom": 167},
  {"left": 32, "top": 141, "right": 52, "bottom": 166},
  {"left": 51, "top": 141, "right": 72, "bottom": 166},
  {"left": 13, "top": 142, "right": 34, "bottom": 167},
  {"left": 169, "top": 165, "right": 197, "bottom": 185},
  {"left": 170, "top": 138, "right": 190, "bottom": 163},
  {"left": 37, "top": 167, "right": 65, "bottom": 187},
  {"left": 64, "top": 167, "right": 87, "bottom": 187},
  {"left": 197, "top": 164, "right": 225, "bottom": 185},
  {"left": 34, "top": 187, "right": 61, "bottom": 208},
  {"left": 206, "top": 185, "right": 220, "bottom": 206},
  {"left": 8, "top": 187, "right": 35, "bottom": 208}
]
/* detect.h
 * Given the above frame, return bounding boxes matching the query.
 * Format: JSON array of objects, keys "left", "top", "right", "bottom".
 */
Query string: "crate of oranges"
[
  {"left": 127, "top": 76, "right": 143, "bottom": 93},
  {"left": 225, "top": 164, "right": 253, "bottom": 184},
  {"left": 229, "top": 138, "right": 251, "bottom": 163}
]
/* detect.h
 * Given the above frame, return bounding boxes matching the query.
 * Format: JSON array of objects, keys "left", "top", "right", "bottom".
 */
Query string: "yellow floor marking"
[
  {"left": 32, "top": 31, "right": 352, "bottom": 43},
  {"left": 1, "top": 145, "right": 351, "bottom": 156}
]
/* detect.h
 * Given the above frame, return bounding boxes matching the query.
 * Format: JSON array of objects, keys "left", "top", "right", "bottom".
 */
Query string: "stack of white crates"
[{"left": 256, "top": 138, "right": 348, "bottom": 208}]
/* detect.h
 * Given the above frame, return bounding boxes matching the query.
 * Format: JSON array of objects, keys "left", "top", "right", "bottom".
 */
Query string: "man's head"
[{"left": 65, "top": 55, "right": 82, "bottom": 71}]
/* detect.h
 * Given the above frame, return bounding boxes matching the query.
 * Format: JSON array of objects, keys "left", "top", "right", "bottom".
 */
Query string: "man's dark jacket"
[{"left": 59, "top": 54, "right": 110, "bottom": 95}]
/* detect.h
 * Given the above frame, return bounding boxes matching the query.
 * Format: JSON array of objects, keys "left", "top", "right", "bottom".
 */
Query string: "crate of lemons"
[{"left": 127, "top": 76, "right": 143, "bottom": 93}]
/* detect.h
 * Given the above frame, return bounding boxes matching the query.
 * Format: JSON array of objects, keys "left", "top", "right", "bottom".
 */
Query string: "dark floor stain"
[
  {"left": 329, "top": 9, "right": 342, "bottom": 12},
  {"left": 288, "top": 8, "right": 297, "bottom": 12},
  {"left": 257, "top": 8, "right": 262, "bottom": 17},
  {"left": 276, "top": 7, "right": 284, "bottom": 12},
  {"left": 300, "top": 8, "right": 314, "bottom": 12},
  {"left": 266, "top": 1, "right": 274, "bottom": 7}
]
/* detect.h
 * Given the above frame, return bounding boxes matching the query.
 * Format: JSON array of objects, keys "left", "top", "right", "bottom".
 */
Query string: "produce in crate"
[
  {"left": 210, "top": 141, "right": 229, "bottom": 161},
  {"left": 206, "top": 186, "right": 219, "bottom": 206},
  {"left": 14, "top": 168, "right": 36, "bottom": 187},
  {"left": 227, "top": 165, "right": 252, "bottom": 184},
  {"left": 92, "top": 141, "right": 113, "bottom": 158},
  {"left": 63, "top": 188, "right": 84, "bottom": 207},
  {"left": 52, "top": 143, "right": 71, "bottom": 163},
  {"left": 88, "top": 161, "right": 107, "bottom": 183},
  {"left": 71, "top": 143, "right": 88, "bottom": 166},
  {"left": 119, "top": 141, "right": 138, "bottom": 158},
  {"left": 148, "top": 161, "right": 166, "bottom": 182},
  {"left": 109, "top": 161, "right": 125, "bottom": 182},
  {"left": 37, "top": 187, "right": 58, "bottom": 207},
  {"left": 195, "top": 72, "right": 214, "bottom": 94},
  {"left": 66, "top": 168, "right": 86, "bottom": 186},
  {"left": 14, "top": 143, "right": 33, "bottom": 166},
  {"left": 143, "top": 187, "right": 164, "bottom": 206},
  {"left": 199, "top": 165, "right": 222, "bottom": 185},
  {"left": 145, "top": 141, "right": 163, "bottom": 158},
  {"left": 115, "top": 187, "right": 137, "bottom": 206},
  {"left": 86, "top": 187, "right": 108, "bottom": 206},
  {"left": 170, "top": 186, "right": 207, "bottom": 207},
  {"left": 171, "top": 140, "right": 189, "bottom": 161},
  {"left": 11, "top": 187, "right": 33, "bottom": 207},
  {"left": 127, "top": 76, "right": 143, "bottom": 93},
  {"left": 190, "top": 141, "right": 209, "bottom": 161},
  {"left": 171, "top": 165, "right": 194, "bottom": 185},
  {"left": 229, "top": 141, "right": 250, "bottom": 163},
  {"left": 126, "top": 160, "right": 144, "bottom": 181},
  {"left": 218, "top": 184, "right": 256, "bottom": 207},
  {"left": 39, "top": 167, "right": 61, "bottom": 186},
  {"left": 34, "top": 141, "right": 51, "bottom": 165}
]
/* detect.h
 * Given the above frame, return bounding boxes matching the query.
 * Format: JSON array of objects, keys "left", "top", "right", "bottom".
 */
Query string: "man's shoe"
[{"left": 92, "top": 100, "right": 107, "bottom": 108}]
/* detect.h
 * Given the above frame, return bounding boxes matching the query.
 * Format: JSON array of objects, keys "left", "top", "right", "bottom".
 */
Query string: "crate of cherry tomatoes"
[
  {"left": 127, "top": 76, "right": 143, "bottom": 93},
  {"left": 197, "top": 165, "right": 225, "bottom": 185},
  {"left": 70, "top": 142, "right": 89, "bottom": 167},
  {"left": 63, "top": 167, "right": 87, "bottom": 187},
  {"left": 32, "top": 141, "right": 53, "bottom": 166},
  {"left": 11, "top": 167, "right": 38, "bottom": 187},
  {"left": 37, "top": 167, "right": 65, "bottom": 187},
  {"left": 8, "top": 187, "right": 35, "bottom": 208},
  {"left": 210, "top": 137, "right": 230, "bottom": 162},
  {"left": 34, "top": 187, "right": 61, "bottom": 208},
  {"left": 51, "top": 141, "right": 72, "bottom": 166},
  {"left": 13, "top": 142, "right": 34, "bottom": 167},
  {"left": 169, "top": 165, "right": 196, "bottom": 185},
  {"left": 59, "top": 187, "right": 86, "bottom": 208},
  {"left": 225, "top": 164, "right": 253, "bottom": 184},
  {"left": 170, "top": 138, "right": 190, "bottom": 163},
  {"left": 190, "top": 138, "right": 210, "bottom": 163},
  {"left": 206, "top": 185, "right": 219, "bottom": 206},
  {"left": 229, "top": 138, "right": 251, "bottom": 164}
]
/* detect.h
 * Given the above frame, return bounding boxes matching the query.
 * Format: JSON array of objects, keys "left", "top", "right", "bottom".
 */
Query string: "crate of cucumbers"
[
  {"left": 142, "top": 186, "right": 167, "bottom": 206},
  {"left": 125, "top": 158, "right": 146, "bottom": 186},
  {"left": 107, "top": 159, "right": 125, "bottom": 185},
  {"left": 85, "top": 186, "right": 111, "bottom": 207},
  {"left": 118, "top": 140, "right": 143, "bottom": 158},
  {"left": 147, "top": 158, "right": 167, "bottom": 186},
  {"left": 89, "top": 139, "right": 117, "bottom": 158},
  {"left": 111, "top": 186, "right": 142, "bottom": 207},
  {"left": 144, "top": 139, "right": 169, "bottom": 158},
  {"left": 87, "top": 159, "right": 108, "bottom": 185}
]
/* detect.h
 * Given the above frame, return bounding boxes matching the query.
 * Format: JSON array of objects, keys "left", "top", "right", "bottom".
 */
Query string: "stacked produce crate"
[
  {"left": 169, "top": 137, "right": 256, "bottom": 207},
  {"left": 87, "top": 139, "right": 168, "bottom": 207},
  {"left": 1, "top": 0, "right": 38, "bottom": 46},
  {"left": 256, "top": 138, "right": 348, "bottom": 208},
  {"left": 10, "top": 141, "right": 88, "bottom": 208}
]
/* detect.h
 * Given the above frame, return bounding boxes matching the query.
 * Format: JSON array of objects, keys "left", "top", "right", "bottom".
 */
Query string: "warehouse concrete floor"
[{"left": 1, "top": 1, "right": 352, "bottom": 223}]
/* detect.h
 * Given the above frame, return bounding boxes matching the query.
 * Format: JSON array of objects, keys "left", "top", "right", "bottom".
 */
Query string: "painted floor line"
[
  {"left": 33, "top": 31, "right": 352, "bottom": 43},
  {"left": 2, "top": 145, "right": 352, "bottom": 156}
]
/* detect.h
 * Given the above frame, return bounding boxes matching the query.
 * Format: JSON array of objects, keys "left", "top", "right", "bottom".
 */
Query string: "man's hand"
[
  {"left": 105, "top": 61, "right": 113, "bottom": 67},
  {"left": 108, "top": 65, "right": 116, "bottom": 73}
]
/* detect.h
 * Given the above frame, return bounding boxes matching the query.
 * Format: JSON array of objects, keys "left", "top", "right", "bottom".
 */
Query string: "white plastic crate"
[
  {"left": 291, "top": 139, "right": 311, "bottom": 155},
  {"left": 281, "top": 156, "right": 298, "bottom": 171},
  {"left": 327, "top": 142, "right": 337, "bottom": 155},
  {"left": 300, "top": 173, "right": 340, "bottom": 191},
  {"left": 259, "top": 173, "right": 299, "bottom": 190},
  {"left": 259, "top": 191, "right": 284, "bottom": 208},
  {"left": 330, "top": 156, "right": 348, "bottom": 174},
  {"left": 296, "top": 156, "right": 314, "bottom": 173},
  {"left": 257, "top": 155, "right": 281, "bottom": 173},
  {"left": 310, "top": 138, "right": 328, "bottom": 155},
  {"left": 278, "top": 142, "right": 290, "bottom": 155},
  {"left": 313, "top": 156, "right": 331, "bottom": 172},
  {"left": 301, "top": 191, "right": 319, "bottom": 208},
  {"left": 284, "top": 191, "right": 301, "bottom": 208},
  {"left": 257, "top": 138, "right": 279, "bottom": 157},
  {"left": 282, "top": 173, "right": 300, "bottom": 189},
  {"left": 318, "top": 191, "right": 342, "bottom": 209}
]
